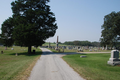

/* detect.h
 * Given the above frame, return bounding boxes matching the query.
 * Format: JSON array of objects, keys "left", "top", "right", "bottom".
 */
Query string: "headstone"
[
  {"left": 11, "top": 48, "right": 14, "bottom": 50},
  {"left": 33, "top": 50, "right": 35, "bottom": 54},
  {"left": 56, "top": 36, "right": 59, "bottom": 49},
  {"left": 58, "top": 49, "right": 60, "bottom": 52},
  {"left": 48, "top": 42, "right": 50, "bottom": 48},
  {"left": 80, "top": 55, "right": 87, "bottom": 58},
  {"left": 105, "top": 45, "right": 108, "bottom": 50},
  {"left": 1, "top": 51, "right": 3, "bottom": 54},
  {"left": 102, "top": 47, "right": 104, "bottom": 50},
  {"left": 94, "top": 49, "right": 97, "bottom": 52},
  {"left": 15, "top": 53, "right": 18, "bottom": 56},
  {"left": 62, "top": 49, "right": 64, "bottom": 53},
  {"left": 78, "top": 48, "right": 83, "bottom": 52},
  {"left": 89, "top": 49, "right": 92, "bottom": 52},
  {"left": 107, "top": 50, "right": 120, "bottom": 66}
]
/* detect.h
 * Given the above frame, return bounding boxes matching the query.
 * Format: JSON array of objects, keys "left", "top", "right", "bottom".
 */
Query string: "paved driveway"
[{"left": 28, "top": 48, "right": 85, "bottom": 80}]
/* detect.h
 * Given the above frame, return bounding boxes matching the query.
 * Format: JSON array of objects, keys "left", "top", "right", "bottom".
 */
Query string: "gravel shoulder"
[{"left": 28, "top": 48, "right": 85, "bottom": 80}]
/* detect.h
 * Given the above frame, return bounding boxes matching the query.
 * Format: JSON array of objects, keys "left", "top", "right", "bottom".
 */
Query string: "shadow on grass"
[{"left": 9, "top": 51, "right": 42, "bottom": 56}]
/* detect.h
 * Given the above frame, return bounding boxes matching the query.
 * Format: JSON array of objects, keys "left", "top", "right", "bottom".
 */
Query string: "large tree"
[
  {"left": 100, "top": 11, "right": 120, "bottom": 48},
  {"left": 1, "top": 0, "right": 57, "bottom": 53}
]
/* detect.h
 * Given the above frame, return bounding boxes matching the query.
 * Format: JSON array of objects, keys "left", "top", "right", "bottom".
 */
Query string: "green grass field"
[
  {"left": 0, "top": 46, "right": 42, "bottom": 80},
  {"left": 62, "top": 53, "right": 120, "bottom": 80}
]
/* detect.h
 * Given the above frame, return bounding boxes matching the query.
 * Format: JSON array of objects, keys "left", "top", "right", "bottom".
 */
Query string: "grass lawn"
[
  {"left": 62, "top": 53, "right": 120, "bottom": 80},
  {"left": 0, "top": 46, "right": 42, "bottom": 80}
]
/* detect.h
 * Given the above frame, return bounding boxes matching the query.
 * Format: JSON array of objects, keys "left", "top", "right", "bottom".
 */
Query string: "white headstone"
[
  {"left": 107, "top": 50, "right": 120, "bottom": 66},
  {"left": 11, "top": 48, "right": 14, "bottom": 50},
  {"left": 80, "top": 55, "right": 87, "bottom": 58}
]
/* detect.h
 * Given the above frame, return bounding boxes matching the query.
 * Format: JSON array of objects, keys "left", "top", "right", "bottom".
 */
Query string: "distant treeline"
[{"left": 63, "top": 41, "right": 100, "bottom": 47}]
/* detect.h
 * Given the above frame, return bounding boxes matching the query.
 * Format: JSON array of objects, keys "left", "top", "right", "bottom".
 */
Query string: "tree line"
[{"left": 63, "top": 41, "right": 100, "bottom": 47}]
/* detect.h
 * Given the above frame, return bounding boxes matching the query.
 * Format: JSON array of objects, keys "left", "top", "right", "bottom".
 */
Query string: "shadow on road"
[{"left": 41, "top": 51, "right": 85, "bottom": 55}]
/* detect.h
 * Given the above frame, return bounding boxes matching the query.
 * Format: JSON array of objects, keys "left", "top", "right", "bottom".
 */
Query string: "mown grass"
[
  {"left": 0, "top": 46, "right": 42, "bottom": 80},
  {"left": 62, "top": 53, "right": 120, "bottom": 80}
]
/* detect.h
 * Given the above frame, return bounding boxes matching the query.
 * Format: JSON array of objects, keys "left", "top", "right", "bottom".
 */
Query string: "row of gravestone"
[{"left": 41, "top": 46, "right": 116, "bottom": 51}]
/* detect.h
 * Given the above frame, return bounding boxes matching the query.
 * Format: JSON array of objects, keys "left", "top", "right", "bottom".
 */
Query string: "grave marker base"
[
  {"left": 107, "top": 61, "right": 120, "bottom": 66},
  {"left": 107, "top": 50, "right": 120, "bottom": 66}
]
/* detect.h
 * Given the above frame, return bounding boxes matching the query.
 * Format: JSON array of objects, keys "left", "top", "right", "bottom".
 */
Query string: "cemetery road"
[{"left": 28, "top": 48, "right": 85, "bottom": 80}]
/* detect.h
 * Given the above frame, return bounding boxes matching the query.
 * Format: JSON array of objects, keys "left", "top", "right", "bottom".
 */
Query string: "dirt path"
[{"left": 28, "top": 48, "right": 85, "bottom": 80}]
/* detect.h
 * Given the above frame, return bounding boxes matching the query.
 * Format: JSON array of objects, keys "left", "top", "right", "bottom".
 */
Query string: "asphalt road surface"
[{"left": 28, "top": 48, "right": 85, "bottom": 80}]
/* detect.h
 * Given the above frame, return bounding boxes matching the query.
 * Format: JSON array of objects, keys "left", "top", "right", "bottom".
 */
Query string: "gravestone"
[
  {"left": 62, "top": 49, "right": 64, "bottom": 53},
  {"left": 1, "top": 51, "right": 3, "bottom": 54},
  {"left": 48, "top": 42, "right": 50, "bottom": 48},
  {"left": 105, "top": 45, "right": 108, "bottom": 50},
  {"left": 107, "top": 50, "right": 120, "bottom": 66},
  {"left": 11, "top": 48, "right": 14, "bottom": 50},
  {"left": 15, "top": 53, "right": 18, "bottom": 56},
  {"left": 89, "top": 49, "right": 92, "bottom": 52},
  {"left": 56, "top": 36, "right": 59, "bottom": 49},
  {"left": 94, "top": 49, "right": 97, "bottom": 52},
  {"left": 33, "top": 50, "right": 35, "bottom": 54},
  {"left": 80, "top": 55, "right": 87, "bottom": 58},
  {"left": 78, "top": 48, "right": 83, "bottom": 52},
  {"left": 102, "top": 47, "right": 104, "bottom": 50}
]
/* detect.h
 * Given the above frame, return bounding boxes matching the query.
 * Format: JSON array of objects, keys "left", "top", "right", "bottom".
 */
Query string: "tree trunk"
[{"left": 28, "top": 46, "right": 31, "bottom": 54}]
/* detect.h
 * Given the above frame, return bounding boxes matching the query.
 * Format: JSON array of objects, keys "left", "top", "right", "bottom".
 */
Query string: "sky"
[{"left": 0, "top": 0, "right": 120, "bottom": 43}]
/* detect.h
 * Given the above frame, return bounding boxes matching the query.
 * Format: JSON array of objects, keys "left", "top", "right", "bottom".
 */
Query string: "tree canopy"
[
  {"left": 0, "top": 17, "right": 14, "bottom": 47},
  {"left": 0, "top": 0, "right": 58, "bottom": 53},
  {"left": 100, "top": 11, "right": 120, "bottom": 48}
]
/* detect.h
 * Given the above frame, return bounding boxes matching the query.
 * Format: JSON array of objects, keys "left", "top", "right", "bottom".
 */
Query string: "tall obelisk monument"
[{"left": 56, "top": 36, "right": 59, "bottom": 49}]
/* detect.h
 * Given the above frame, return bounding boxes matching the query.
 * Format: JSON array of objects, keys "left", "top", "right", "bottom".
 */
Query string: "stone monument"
[
  {"left": 15, "top": 53, "right": 18, "bottom": 56},
  {"left": 55, "top": 36, "right": 59, "bottom": 50},
  {"left": 107, "top": 50, "right": 120, "bottom": 66},
  {"left": 48, "top": 42, "right": 50, "bottom": 48}
]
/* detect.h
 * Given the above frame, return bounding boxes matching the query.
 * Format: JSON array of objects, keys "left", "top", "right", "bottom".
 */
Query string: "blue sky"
[{"left": 0, "top": 0, "right": 120, "bottom": 43}]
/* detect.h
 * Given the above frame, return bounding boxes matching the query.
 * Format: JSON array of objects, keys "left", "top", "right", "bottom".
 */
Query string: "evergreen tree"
[{"left": 1, "top": 0, "right": 58, "bottom": 53}]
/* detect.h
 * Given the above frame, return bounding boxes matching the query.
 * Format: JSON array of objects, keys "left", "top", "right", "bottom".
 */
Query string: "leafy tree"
[
  {"left": 1, "top": 0, "right": 57, "bottom": 53},
  {"left": 91, "top": 42, "right": 100, "bottom": 47},
  {"left": 100, "top": 11, "right": 120, "bottom": 48},
  {"left": 0, "top": 17, "right": 14, "bottom": 47},
  {"left": 73, "top": 41, "right": 81, "bottom": 46},
  {"left": 58, "top": 42, "right": 62, "bottom": 44}
]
